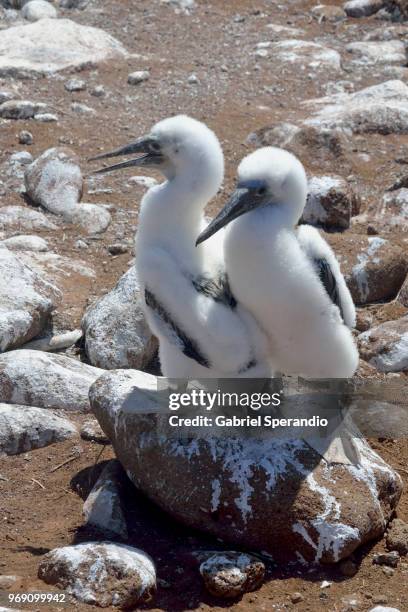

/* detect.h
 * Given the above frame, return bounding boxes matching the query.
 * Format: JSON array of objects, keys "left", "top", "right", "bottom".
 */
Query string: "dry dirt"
[{"left": 1, "top": 0, "right": 408, "bottom": 610}]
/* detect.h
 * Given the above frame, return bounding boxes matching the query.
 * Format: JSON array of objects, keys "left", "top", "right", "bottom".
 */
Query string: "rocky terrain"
[{"left": 1, "top": 0, "right": 408, "bottom": 610}]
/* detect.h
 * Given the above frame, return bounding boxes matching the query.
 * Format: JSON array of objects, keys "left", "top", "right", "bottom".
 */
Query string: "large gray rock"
[
  {"left": 0, "top": 206, "right": 57, "bottom": 231},
  {"left": 83, "top": 460, "right": 128, "bottom": 539},
  {"left": 38, "top": 542, "right": 156, "bottom": 607},
  {"left": 0, "top": 235, "right": 48, "bottom": 252},
  {"left": 358, "top": 317, "right": 408, "bottom": 372},
  {"left": 304, "top": 80, "right": 408, "bottom": 135},
  {"left": 0, "top": 249, "right": 59, "bottom": 352},
  {"left": 373, "top": 188, "right": 408, "bottom": 231},
  {"left": 270, "top": 40, "right": 341, "bottom": 72},
  {"left": 0, "top": 350, "right": 103, "bottom": 412},
  {"left": 0, "top": 99, "right": 46, "bottom": 119},
  {"left": 0, "top": 18, "right": 128, "bottom": 78},
  {"left": 326, "top": 233, "right": 408, "bottom": 304},
  {"left": 344, "top": 0, "right": 385, "bottom": 17},
  {"left": 0, "top": 403, "right": 77, "bottom": 455},
  {"left": 24, "top": 147, "right": 83, "bottom": 217},
  {"left": 82, "top": 266, "right": 157, "bottom": 370},
  {"left": 90, "top": 369, "right": 402, "bottom": 565},
  {"left": 345, "top": 40, "right": 407, "bottom": 66}
]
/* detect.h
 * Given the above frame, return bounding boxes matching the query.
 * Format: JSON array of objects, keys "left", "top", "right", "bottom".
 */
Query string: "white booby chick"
[
  {"left": 196, "top": 147, "right": 359, "bottom": 379},
  {"left": 90, "top": 116, "right": 271, "bottom": 378}
]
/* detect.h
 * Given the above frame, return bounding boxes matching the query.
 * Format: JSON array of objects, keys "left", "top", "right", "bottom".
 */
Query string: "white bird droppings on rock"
[
  {"left": 80, "top": 418, "right": 110, "bottom": 444},
  {"left": 21, "top": 0, "right": 57, "bottom": 21},
  {"left": 82, "top": 266, "right": 158, "bottom": 370},
  {"left": 0, "top": 350, "right": 103, "bottom": 412},
  {"left": 0, "top": 18, "right": 128, "bottom": 78},
  {"left": 199, "top": 552, "right": 265, "bottom": 599},
  {"left": 127, "top": 70, "right": 149, "bottom": 85},
  {"left": 34, "top": 112, "right": 58, "bottom": 122},
  {"left": 0, "top": 403, "right": 77, "bottom": 455},
  {"left": 346, "top": 40, "right": 406, "bottom": 66},
  {"left": 271, "top": 40, "right": 342, "bottom": 71},
  {"left": 303, "top": 175, "right": 359, "bottom": 230},
  {"left": 369, "top": 607, "right": 401, "bottom": 612},
  {"left": 64, "top": 78, "right": 86, "bottom": 92},
  {"left": 71, "top": 102, "right": 95, "bottom": 114},
  {"left": 38, "top": 542, "right": 156, "bottom": 607},
  {"left": 83, "top": 460, "right": 128, "bottom": 539},
  {"left": 374, "top": 188, "right": 408, "bottom": 231},
  {"left": 9, "top": 151, "right": 33, "bottom": 166}
]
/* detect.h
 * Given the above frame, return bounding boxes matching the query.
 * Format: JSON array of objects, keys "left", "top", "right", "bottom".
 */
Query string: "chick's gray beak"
[
  {"left": 88, "top": 136, "right": 164, "bottom": 174},
  {"left": 196, "top": 187, "right": 252, "bottom": 246}
]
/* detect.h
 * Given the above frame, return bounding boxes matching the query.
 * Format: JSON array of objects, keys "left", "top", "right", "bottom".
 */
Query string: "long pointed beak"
[
  {"left": 196, "top": 187, "right": 253, "bottom": 246},
  {"left": 88, "top": 136, "right": 164, "bottom": 174}
]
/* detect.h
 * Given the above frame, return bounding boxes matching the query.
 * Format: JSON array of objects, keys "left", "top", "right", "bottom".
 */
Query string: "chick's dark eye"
[
  {"left": 257, "top": 186, "right": 266, "bottom": 196},
  {"left": 150, "top": 142, "right": 161, "bottom": 152}
]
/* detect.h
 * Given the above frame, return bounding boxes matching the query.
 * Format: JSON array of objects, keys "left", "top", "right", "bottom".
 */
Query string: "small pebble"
[
  {"left": 290, "top": 592, "right": 304, "bottom": 603},
  {"left": 373, "top": 551, "right": 400, "bottom": 568},
  {"left": 108, "top": 243, "right": 128, "bottom": 255},
  {"left": 9, "top": 151, "right": 33, "bottom": 165},
  {"left": 34, "top": 113, "right": 58, "bottom": 122},
  {"left": 90, "top": 85, "right": 106, "bottom": 97},
  {"left": 18, "top": 130, "right": 33, "bottom": 145},
  {"left": 187, "top": 73, "right": 199, "bottom": 84},
  {"left": 64, "top": 78, "right": 86, "bottom": 92},
  {"left": 71, "top": 102, "right": 95, "bottom": 114},
  {"left": 128, "top": 70, "right": 149, "bottom": 85}
]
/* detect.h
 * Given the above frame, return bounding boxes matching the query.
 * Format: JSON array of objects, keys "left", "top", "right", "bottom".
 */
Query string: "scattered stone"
[
  {"left": 386, "top": 518, "right": 408, "bottom": 554},
  {"left": 0, "top": 576, "right": 19, "bottom": 589},
  {"left": 22, "top": 0, "right": 57, "bottom": 21},
  {"left": 311, "top": 4, "right": 347, "bottom": 21},
  {"left": 82, "top": 266, "right": 157, "bottom": 370},
  {"left": 373, "top": 551, "right": 400, "bottom": 567},
  {"left": 341, "top": 594, "right": 364, "bottom": 610},
  {"left": 71, "top": 102, "right": 95, "bottom": 114},
  {"left": 271, "top": 40, "right": 341, "bottom": 72},
  {"left": 38, "top": 542, "right": 156, "bottom": 607},
  {"left": 339, "top": 557, "right": 358, "bottom": 576},
  {"left": 344, "top": 0, "right": 385, "bottom": 17},
  {"left": 290, "top": 592, "right": 304, "bottom": 603},
  {"left": 0, "top": 90, "right": 15, "bottom": 104},
  {"left": 80, "top": 418, "right": 110, "bottom": 444},
  {"left": 199, "top": 552, "right": 264, "bottom": 599},
  {"left": 34, "top": 112, "right": 58, "bottom": 122},
  {"left": 304, "top": 80, "right": 408, "bottom": 135},
  {"left": 369, "top": 607, "right": 401, "bottom": 612},
  {"left": 0, "top": 350, "right": 103, "bottom": 412},
  {"left": 373, "top": 189, "right": 408, "bottom": 231},
  {"left": 24, "top": 147, "right": 83, "bottom": 217},
  {"left": 108, "top": 243, "right": 128, "bottom": 255},
  {"left": 59, "top": 0, "right": 89, "bottom": 8},
  {"left": 365, "top": 24, "right": 408, "bottom": 40},
  {"left": 0, "top": 206, "right": 57, "bottom": 232},
  {"left": 18, "top": 130, "right": 33, "bottom": 145},
  {"left": 346, "top": 40, "right": 406, "bottom": 65},
  {"left": 0, "top": 235, "right": 48, "bottom": 252},
  {"left": 83, "top": 460, "right": 128, "bottom": 539},
  {"left": 0, "top": 403, "right": 77, "bottom": 455},
  {"left": 302, "top": 175, "right": 359, "bottom": 230},
  {"left": 64, "top": 78, "right": 86, "bottom": 92},
  {"left": 358, "top": 317, "right": 408, "bottom": 372},
  {"left": 9, "top": 151, "right": 33, "bottom": 166},
  {"left": 187, "top": 73, "right": 199, "bottom": 84},
  {"left": 0, "top": 18, "right": 128, "bottom": 78},
  {"left": 0, "top": 99, "right": 46, "bottom": 119},
  {"left": 0, "top": 249, "right": 59, "bottom": 352},
  {"left": 69, "top": 203, "right": 111, "bottom": 235},
  {"left": 89, "top": 369, "right": 402, "bottom": 564},
  {"left": 20, "top": 329, "right": 82, "bottom": 352},
  {"left": 128, "top": 70, "right": 149, "bottom": 85},
  {"left": 90, "top": 84, "right": 105, "bottom": 97},
  {"left": 326, "top": 233, "right": 408, "bottom": 304},
  {"left": 266, "top": 23, "right": 305, "bottom": 37}
]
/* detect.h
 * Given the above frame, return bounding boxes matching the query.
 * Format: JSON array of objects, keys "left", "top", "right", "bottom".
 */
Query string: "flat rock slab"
[
  {"left": 358, "top": 317, "right": 408, "bottom": 372},
  {"left": 0, "top": 403, "right": 77, "bottom": 455},
  {"left": 90, "top": 369, "right": 402, "bottom": 565},
  {"left": 38, "top": 542, "right": 156, "bottom": 607},
  {"left": 346, "top": 40, "right": 406, "bottom": 65},
  {"left": 325, "top": 233, "right": 408, "bottom": 304},
  {"left": 304, "top": 80, "right": 408, "bottom": 135},
  {"left": 0, "top": 248, "right": 59, "bottom": 352},
  {"left": 0, "top": 18, "right": 128, "bottom": 78},
  {"left": 0, "top": 350, "right": 103, "bottom": 412},
  {"left": 271, "top": 40, "right": 341, "bottom": 71},
  {"left": 82, "top": 266, "right": 157, "bottom": 370}
]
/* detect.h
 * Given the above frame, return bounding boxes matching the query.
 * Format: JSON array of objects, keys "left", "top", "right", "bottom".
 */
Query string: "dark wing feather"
[
  {"left": 145, "top": 288, "right": 210, "bottom": 368},
  {"left": 192, "top": 272, "right": 237, "bottom": 309},
  {"left": 314, "top": 258, "right": 345, "bottom": 323}
]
